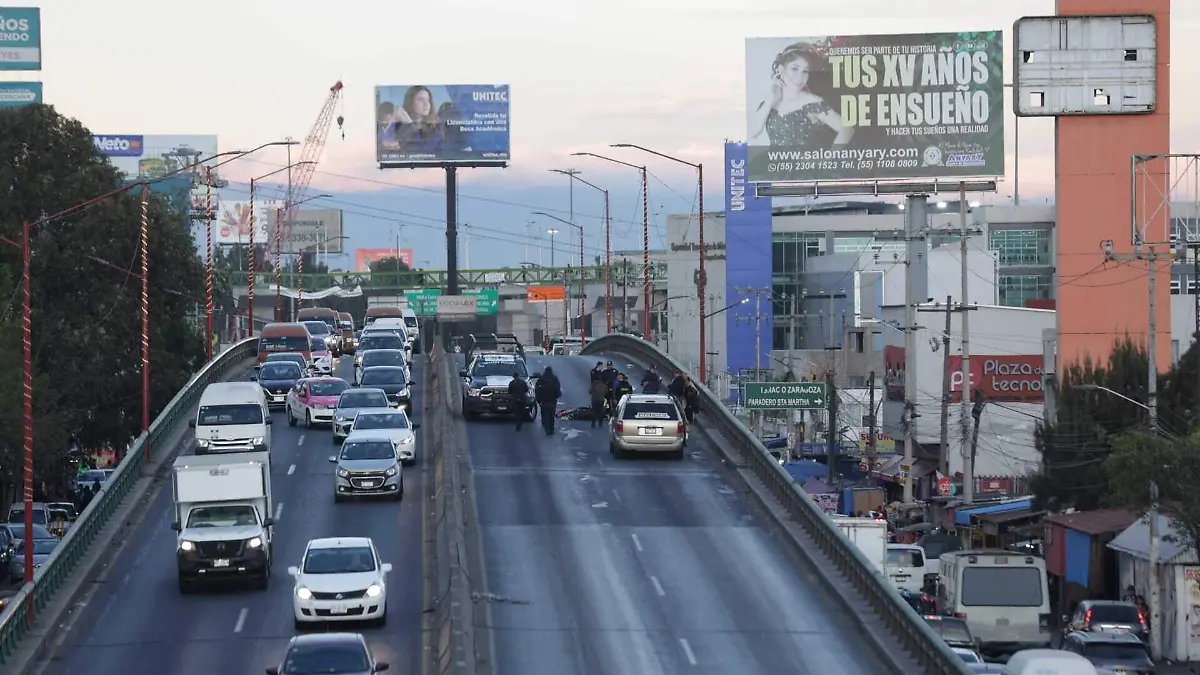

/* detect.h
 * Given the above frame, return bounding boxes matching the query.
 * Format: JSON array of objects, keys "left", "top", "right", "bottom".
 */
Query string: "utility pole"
[
  {"left": 918, "top": 297, "right": 977, "bottom": 482},
  {"left": 707, "top": 291, "right": 718, "bottom": 386},
  {"left": 958, "top": 185, "right": 976, "bottom": 504},
  {"left": 826, "top": 369, "right": 839, "bottom": 484},
  {"left": 900, "top": 194, "right": 929, "bottom": 504},
  {"left": 866, "top": 371, "right": 877, "bottom": 481},
  {"left": 734, "top": 286, "right": 772, "bottom": 432}
]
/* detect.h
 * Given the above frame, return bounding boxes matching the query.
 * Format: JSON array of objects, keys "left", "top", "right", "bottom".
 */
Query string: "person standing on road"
[
  {"left": 683, "top": 375, "right": 700, "bottom": 423},
  {"left": 668, "top": 370, "right": 686, "bottom": 400},
  {"left": 590, "top": 361, "right": 605, "bottom": 382},
  {"left": 507, "top": 371, "right": 530, "bottom": 431},
  {"left": 588, "top": 377, "right": 609, "bottom": 428},
  {"left": 534, "top": 366, "right": 562, "bottom": 435},
  {"left": 641, "top": 366, "right": 662, "bottom": 394},
  {"left": 613, "top": 373, "right": 634, "bottom": 407}
]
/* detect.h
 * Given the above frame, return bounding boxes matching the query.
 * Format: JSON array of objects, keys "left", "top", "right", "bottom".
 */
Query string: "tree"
[
  {"left": 1103, "top": 430, "right": 1200, "bottom": 555},
  {"left": 368, "top": 256, "right": 416, "bottom": 288},
  {"left": 0, "top": 104, "right": 207, "bottom": 477}
]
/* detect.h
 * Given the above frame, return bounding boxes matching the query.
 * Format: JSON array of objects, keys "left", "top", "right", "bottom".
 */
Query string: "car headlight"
[
  {"left": 180, "top": 540, "right": 196, "bottom": 552},
  {"left": 399, "top": 436, "right": 414, "bottom": 445},
  {"left": 467, "top": 388, "right": 480, "bottom": 396},
  {"left": 384, "top": 465, "right": 399, "bottom": 477},
  {"left": 365, "top": 583, "right": 383, "bottom": 598},
  {"left": 196, "top": 438, "right": 210, "bottom": 448},
  {"left": 335, "top": 415, "right": 347, "bottom": 423},
  {"left": 251, "top": 437, "right": 265, "bottom": 446},
  {"left": 296, "top": 587, "right": 313, "bottom": 600},
  {"left": 246, "top": 537, "right": 262, "bottom": 548},
  {"left": 313, "top": 403, "right": 326, "bottom": 409},
  {"left": 337, "top": 468, "right": 349, "bottom": 478}
]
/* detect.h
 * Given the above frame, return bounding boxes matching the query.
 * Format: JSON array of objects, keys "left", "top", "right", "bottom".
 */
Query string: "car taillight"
[
  {"left": 1138, "top": 608, "right": 1147, "bottom": 629},
  {"left": 616, "top": 421, "right": 624, "bottom": 433},
  {"left": 953, "top": 612, "right": 967, "bottom": 620},
  {"left": 676, "top": 423, "right": 685, "bottom": 434},
  {"left": 1083, "top": 609, "right": 1092, "bottom": 628}
]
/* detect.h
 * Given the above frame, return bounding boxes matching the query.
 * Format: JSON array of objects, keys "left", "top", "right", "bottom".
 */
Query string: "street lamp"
[
  {"left": 571, "top": 152, "right": 652, "bottom": 340},
  {"left": 297, "top": 235, "right": 349, "bottom": 308},
  {"left": 612, "top": 143, "right": 705, "bottom": 374},
  {"left": 552, "top": 169, "right": 613, "bottom": 334},
  {"left": 249, "top": 161, "right": 315, "bottom": 336},
  {"left": 203, "top": 140, "right": 299, "bottom": 359},
  {"left": 276, "top": 192, "right": 333, "bottom": 321},
  {"left": 546, "top": 228, "right": 560, "bottom": 266},
  {"left": 534, "top": 211, "right": 586, "bottom": 344}
]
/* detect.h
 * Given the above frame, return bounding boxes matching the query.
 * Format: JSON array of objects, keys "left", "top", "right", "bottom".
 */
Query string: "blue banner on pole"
[
  {"left": 724, "top": 142, "right": 773, "bottom": 374},
  {"left": 0, "top": 8, "right": 40, "bottom": 71},
  {"left": 0, "top": 80, "right": 38, "bottom": 106}
]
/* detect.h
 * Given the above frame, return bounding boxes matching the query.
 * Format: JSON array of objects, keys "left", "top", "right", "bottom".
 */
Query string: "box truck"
[{"left": 830, "top": 516, "right": 888, "bottom": 576}]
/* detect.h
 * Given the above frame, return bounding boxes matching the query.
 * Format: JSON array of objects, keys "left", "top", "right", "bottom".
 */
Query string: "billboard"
[
  {"left": 0, "top": 80, "right": 38, "bottom": 106},
  {"left": 93, "top": 134, "right": 220, "bottom": 223},
  {"left": 949, "top": 354, "right": 1044, "bottom": 403},
  {"left": 0, "top": 8, "right": 39, "bottom": 71},
  {"left": 213, "top": 201, "right": 342, "bottom": 250},
  {"left": 526, "top": 286, "right": 566, "bottom": 302},
  {"left": 744, "top": 33, "right": 1004, "bottom": 183},
  {"left": 723, "top": 143, "right": 773, "bottom": 374},
  {"left": 285, "top": 209, "right": 344, "bottom": 254},
  {"left": 356, "top": 248, "right": 414, "bottom": 272},
  {"left": 375, "top": 84, "right": 510, "bottom": 164}
]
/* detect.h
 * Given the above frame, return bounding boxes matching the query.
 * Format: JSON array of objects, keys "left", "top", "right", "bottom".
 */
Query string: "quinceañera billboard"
[
  {"left": 375, "top": 84, "right": 510, "bottom": 165},
  {"left": 745, "top": 33, "right": 1004, "bottom": 183}
]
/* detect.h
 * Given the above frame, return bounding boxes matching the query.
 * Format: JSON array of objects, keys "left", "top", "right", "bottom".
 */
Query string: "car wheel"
[
  {"left": 613, "top": 443, "right": 627, "bottom": 460},
  {"left": 374, "top": 608, "right": 388, "bottom": 627},
  {"left": 255, "top": 568, "right": 270, "bottom": 590},
  {"left": 396, "top": 478, "right": 404, "bottom": 501},
  {"left": 305, "top": 410, "right": 312, "bottom": 428},
  {"left": 287, "top": 406, "right": 297, "bottom": 427}
]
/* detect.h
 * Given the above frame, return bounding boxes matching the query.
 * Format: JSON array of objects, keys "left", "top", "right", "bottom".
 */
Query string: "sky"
[{"left": 16, "top": 0, "right": 1200, "bottom": 271}]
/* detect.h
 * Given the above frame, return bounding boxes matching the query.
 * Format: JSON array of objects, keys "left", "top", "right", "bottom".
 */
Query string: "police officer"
[
  {"left": 641, "top": 366, "right": 662, "bottom": 394},
  {"left": 507, "top": 371, "right": 530, "bottom": 431},
  {"left": 534, "top": 366, "right": 562, "bottom": 435}
]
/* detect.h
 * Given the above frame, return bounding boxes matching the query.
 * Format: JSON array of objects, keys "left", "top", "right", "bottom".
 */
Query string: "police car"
[{"left": 459, "top": 352, "right": 537, "bottom": 421}]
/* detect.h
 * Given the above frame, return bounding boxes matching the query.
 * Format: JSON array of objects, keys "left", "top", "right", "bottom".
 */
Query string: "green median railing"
[{"left": 0, "top": 337, "right": 259, "bottom": 665}]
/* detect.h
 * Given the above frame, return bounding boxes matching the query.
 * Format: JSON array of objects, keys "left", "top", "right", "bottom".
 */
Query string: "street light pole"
[
  {"left": 249, "top": 161, "right": 314, "bottom": 336},
  {"left": 534, "top": 211, "right": 586, "bottom": 344},
  {"left": 140, "top": 186, "right": 151, "bottom": 464},
  {"left": 276, "top": 192, "right": 331, "bottom": 321},
  {"left": 612, "top": 144, "right": 705, "bottom": 374},
  {"left": 552, "top": 170, "right": 612, "bottom": 335}
]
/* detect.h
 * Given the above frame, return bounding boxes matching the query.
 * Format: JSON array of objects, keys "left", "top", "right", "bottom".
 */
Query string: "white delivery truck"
[
  {"left": 171, "top": 452, "right": 274, "bottom": 593},
  {"left": 831, "top": 516, "right": 888, "bottom": 575},
  {"left": 939, "top": 550, "right": 1052, "bottom": 659}
]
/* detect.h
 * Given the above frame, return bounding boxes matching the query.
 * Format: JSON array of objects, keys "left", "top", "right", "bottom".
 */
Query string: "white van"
[
  {"left": 188, "top": 382, "right": 272, "bottom": 455},
  {"left": 939, "top": 550, "right": 1052, "bottom": 658},
  {"left": 401, "top": 308, "right": 420, "bottom": 352},
  {"left": 1002, "top": 649, "right": 1097, "bottom": 675},
  {"left": 886, "top": 543, "right": 927, "bottom": 593}
]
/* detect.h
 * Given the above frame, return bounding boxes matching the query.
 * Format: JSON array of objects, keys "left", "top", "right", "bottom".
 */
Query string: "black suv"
[
  {"left": 1060, "top": 631, "right": 1154, "bottom": 673},
  {"left": 460, "top": 351, "right": 536, "bottom": 421}
]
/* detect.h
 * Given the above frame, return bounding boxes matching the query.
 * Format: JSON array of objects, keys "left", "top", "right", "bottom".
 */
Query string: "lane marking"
[
  {"left": 274, "top": 502, "right": 284, "bottom": 521},
  {"left": 650, "top": 575, "right": 666, "bottom": 597},
  {"left": 611, "top": 489, "right": 622, "bottom": 504},
  {"left": 234, "top": 607, "right": 248, "bottom": 633},
  {"left": 298, "top": 434, "right": 306, "bottom": 446},
  {"left": 631, "top": 533, "right": 643, "bottom": 552},
  {"left": 287, "top": 464, "right": 296, "bottom": 475},
  {"left": 679, "top": 638, "right": 697, "bottom": 665}
]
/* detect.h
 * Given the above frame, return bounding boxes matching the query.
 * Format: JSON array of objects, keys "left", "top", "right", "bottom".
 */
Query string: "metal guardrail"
[
  {"left": 582, "top": 334, "right": 973, "bottom": 675},
  {"left": 0, "top": 337, "right": 259, "bottom": 665}
]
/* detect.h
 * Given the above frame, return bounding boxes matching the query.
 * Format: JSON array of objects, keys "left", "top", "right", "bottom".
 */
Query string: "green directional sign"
[
  {"left": 743, "top": 382, "right": 828, "bottom": 410},
  {"left": 404, "top": 288, "right": 498, "bottom": 317}
]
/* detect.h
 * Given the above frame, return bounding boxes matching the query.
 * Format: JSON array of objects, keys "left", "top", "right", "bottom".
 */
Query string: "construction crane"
[{"left": 285, "top": 80, "right": 345, "bottom": 221}]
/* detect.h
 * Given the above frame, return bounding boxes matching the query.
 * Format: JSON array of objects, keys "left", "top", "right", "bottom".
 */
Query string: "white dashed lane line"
[
  {"left": 649, "top": 576, "right": 666, "bottom": 597},
  {"left": 630, "top": 533, "right": 643, "bottom": 552},
  {"left": 679, "top": 638, "right": 697, "bottom": 665},
  {"left": 287, "top": 464, "right": 296, "bottom": 475},
  {"left": 234, "top": 607, "right": 248, "bottom": 633},
  {"left": 274, "top": 502, "right": 284, "bottom": 521}
]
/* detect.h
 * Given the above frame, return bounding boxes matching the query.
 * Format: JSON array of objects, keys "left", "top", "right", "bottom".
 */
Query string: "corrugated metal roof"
[
  {"left": 1108, "top": 512, "right": 1198, "bottom": 564},
  {"left": 955, "top": 497, "right": 1034, "bottom": 525},
  {"left": 1044, "top": 509, "right": 1137, "bottom": 536}
]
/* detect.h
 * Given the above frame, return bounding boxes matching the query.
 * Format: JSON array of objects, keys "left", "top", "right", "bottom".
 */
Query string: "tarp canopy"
[
  {"left": 955, "top": 497, "right": 1034, "bottom": 525},
  {"left": 268, "top": 284, "right": 363, "bottom": 300}
]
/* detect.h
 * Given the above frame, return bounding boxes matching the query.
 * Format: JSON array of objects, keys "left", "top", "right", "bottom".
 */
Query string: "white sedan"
[{"left": 290, "top": 537, "right": 391, "bottom": 629}]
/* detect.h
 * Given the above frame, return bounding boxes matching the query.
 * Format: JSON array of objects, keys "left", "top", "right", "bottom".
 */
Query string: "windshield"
[
  {"left": 303, "top": 321, "right": 330, "bottom": 336},
  {"left": 7, "top": 524, "right": 53, "bottom": 539},
  {"left": 887, "top": 548, "right": 924, "bottom": 567},
  {"left": 361, "top": 368, "right": 405, "bottom": 385},
  {"left": 926, "top": 618, "right": 973, "bottom": 645},
  {"left": 359, "top": 335, "right": 404, "bottom": 351},
  {"left": 284, "top": 643, "right": 371, "bottom": 675},
  {"left": 1083, "top": 642, "right": 1150, "bottom": 662},
  {"left": 78, "top": 470, "right": 107, "bottom": 483},
  {"left": 472, "top": 359, "right": 525, "bottom": 378},
  {"left": 961, "top": 567, "right": 1043, "bottom": 606},
  {"left": 338, "top": 392, "right": 388, "bottom": 409},
  {"left": 622, "top": 402, "right": 680, "bottom": 421},
  {"left": 310, "top": 381, "right": 349, "bottom": 397},
  {"left": 8, "top": 508, "right": 45, "bottom": 524},
  {"left": 311, "top": 338, "right": 327, "bottom": 352},
  {"left": 341, "top": 441, "right": 396, "bottom": 461},
  {"left": 404, "top": 316, "right": 417, "bottom": 327},
  {"left": 186, "top": 505, "right": 259, "bottom": 528},
  {"left": 353, "top": 413, "right": 410, "bottom": 430},
  {"left": 302, "top": 545, "right": 377, "bottom": 574},
  {"left": 954, "top": 650, "right": 981, "bottom": 663},
  {"left": 1089, "top": 604, "right": 1141, "bottom": 623},
  {"left": 260, "top": 335, "right": 309, "bottom": 353},
  {"left": 259, "top": 364, "right": 301, "bottom": 380},
  {"left": 48, "top": 509, "right": 69, "bottom": 522},
  {"left": 197, "top": 404, "right": 264, "bottom": 426},
  {"left": 362, "top": 351, "right": 405, "bottom": 368},
  {"left": 339, "top": 321, "right": 353, "bottom": 330},
  {"left": 15, "top": 539, "right": 57, "bottom": 555}
]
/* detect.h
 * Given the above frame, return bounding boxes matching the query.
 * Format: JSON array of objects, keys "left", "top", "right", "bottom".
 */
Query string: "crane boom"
[{"left": 285, "top": 80, "right": 344, "bottom": 222}]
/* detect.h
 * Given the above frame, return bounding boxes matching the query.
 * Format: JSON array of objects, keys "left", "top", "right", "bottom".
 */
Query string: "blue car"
[{"left": 253, "top": 361, "right": 305, "bottom": 408}]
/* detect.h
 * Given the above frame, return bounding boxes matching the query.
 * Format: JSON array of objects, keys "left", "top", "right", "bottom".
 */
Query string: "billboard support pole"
[
  {"left": 901, "top": 194, "right": 927, "bottom": 504},
  {"left": 275, "top": 207, "right": 283, "bottom": 321},
  {"left": 248, "top": 181, "right": 257, "bottom": 338},
  {"left": 444, "top": 166, "right": 459, "bottom": 349}
]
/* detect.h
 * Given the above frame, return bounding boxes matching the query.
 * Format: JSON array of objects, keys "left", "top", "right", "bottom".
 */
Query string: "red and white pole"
[
  {"left": 247, "top": 181, "right": 256, "bottom": 337},
  {"left": 641, "top": 168, "right": 650, "bottom": 341},
  {"left": 204, "top": 168, "right": 214, "bottom": 361},
  {"left": 140, "top": 185, "right": 151, "bottom": 462}
]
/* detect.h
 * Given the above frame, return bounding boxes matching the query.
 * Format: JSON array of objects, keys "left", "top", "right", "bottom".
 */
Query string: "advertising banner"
[
  {"left": 211, "top": 202, "right": 339, "bottom": 248},
  {"left": 356, "top": 248, "right": 414, "bottom": 272},
  {"left": 0, "top": 8, "right": 39, "bottom": 71},
  {"left": 0, "top": 80, "right": 38, "bottom": 106},
  {"left": 723, "top": 142, "right": 773, "bottom": 374},
  {"left": 375, "top": 84, "right": 510, "bottom": 164},
  {"left": 526, "top": 286, "right": 565, "bottom": 302},
  {"left": 215, "top": 200, "right": 275, "bottom": 245},
  {"left": 745, "top": 32, "right": 1004, "bottom": 183},
  {"left": 92, "top": 134, "right": 220, "bottom": 222},
  {"left": 949, "top": 354, "right": 1043, "bottom": 403},
  {"left": 286, "top": 209, "right": 343, "bottom": 254}
]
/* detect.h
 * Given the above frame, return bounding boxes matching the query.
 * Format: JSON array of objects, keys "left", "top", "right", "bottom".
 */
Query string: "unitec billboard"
[{"left": 375, "top": 84, "right": 510, "bottom": 165}]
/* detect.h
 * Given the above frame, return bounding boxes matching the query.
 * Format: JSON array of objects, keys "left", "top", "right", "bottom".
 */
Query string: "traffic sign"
[
  {"left": 938, "top": 476, "right": 952, "bottom": 496},
  {"left": 743, "top": 382, "right": 828, "bottom": 410},
  {"left": 405, "top": 288, "right": 499, "bottom": 317}
]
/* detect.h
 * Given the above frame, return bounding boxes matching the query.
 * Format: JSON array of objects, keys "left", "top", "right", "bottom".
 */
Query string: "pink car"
[{"left": 286, "top": 377, "right": 350, "bottom": 427}]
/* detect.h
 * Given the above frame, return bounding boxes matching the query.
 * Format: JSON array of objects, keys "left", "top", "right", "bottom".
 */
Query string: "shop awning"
[{"left": 955, "top": 497, "right": 1034, "bottom": 526}]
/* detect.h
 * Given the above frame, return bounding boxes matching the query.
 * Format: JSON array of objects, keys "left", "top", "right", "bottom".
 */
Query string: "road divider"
[
  {"left": 582, "top": 334, "right": 973, "bottom": 675},
  {"left": 0, "top": 337, "right": 259, "bottom": 668}
]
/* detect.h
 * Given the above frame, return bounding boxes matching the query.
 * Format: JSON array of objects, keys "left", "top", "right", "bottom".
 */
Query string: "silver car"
[
  {"left": 329, "top": 430, "right": 404, "bottom": 501},
  {"left": 331, "top": 388, "right": 391, "bottom": 443},
  {"left": 9, "top": 537, "right": 57, "bottom": 579},
  {"left": 349, "top": 409, "right": 420, "bottom": 466},
  {"left": 608, "top": 394, "right": 686, "bottom": 460}
]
